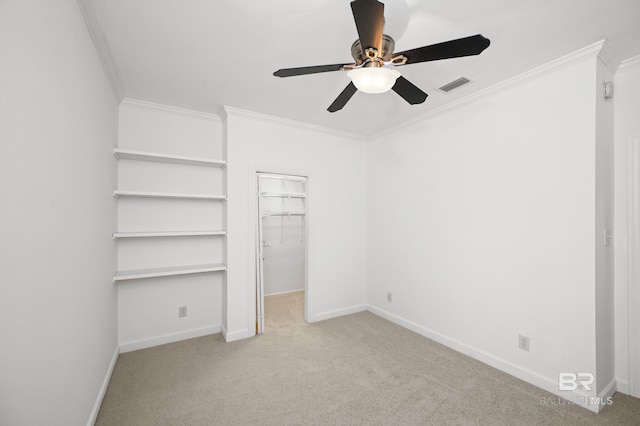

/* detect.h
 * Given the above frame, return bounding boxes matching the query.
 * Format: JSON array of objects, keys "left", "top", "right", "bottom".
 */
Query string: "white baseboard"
[
  {"left": 367, "top": 305, "right": 608, "bottom": 413},
  {"left": 87, "top": 345, "right": 119, "bottom": 426},
  {"left": 558, "top": 378, "right": 616, "bottom": 413},
  {"left": 597, "top": 378, "right": 617, "bottom": 409},
  {"left": 616, "top": 378, "right": 630, "bottom": 395},
  {"left": 119, "top": 324, "right": 222, "bottom": 353},
  {"left": 313, "top": 304, "right": 367, "bottom": 322},
  {"left": 222, "top": 326, "right": 253, "bottom": 342}
]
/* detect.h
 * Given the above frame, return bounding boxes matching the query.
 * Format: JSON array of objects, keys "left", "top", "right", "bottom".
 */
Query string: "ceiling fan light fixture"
[
  {"left": 347, "top": 67, "right": 401, "bottom": 94},
  {"left": 273, "top": 0, "right": 491, "bottom": 112}
]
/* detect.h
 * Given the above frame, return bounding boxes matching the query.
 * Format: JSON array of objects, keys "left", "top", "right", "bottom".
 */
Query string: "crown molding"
[
  {"left": 618, "top": 55, "right": 640, "bottom": 74},
  {"left": 379, "top": 40, "right": 607, "bottom": 138},
  {"left": 221, "top": 106, "right": 366, "bottom": 140},
  {"left": 121, "top": 98, "right": 222, "bottom": 121},
  {"left": 75, "top": 0, "right": 123, "bottom": 101},
  {"left": 596, "top": 39, "right": 621, "bottom": 75}
]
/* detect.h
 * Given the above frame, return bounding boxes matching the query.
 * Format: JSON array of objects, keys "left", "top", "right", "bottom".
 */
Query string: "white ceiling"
[{"left": 91, "top": 0, "right": 640, "bottom": 136}]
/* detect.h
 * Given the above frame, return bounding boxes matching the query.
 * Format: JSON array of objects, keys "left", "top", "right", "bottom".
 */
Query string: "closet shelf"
[
  {"left": 113, "top": 190, "right": 226, "bottom": 201},
  {"left": 262, "top": 210, "right": 306, "bottom": 217},
  {"left": 261, "top": 191, "right": 306, "bottom": 199},
  {"left": 112, "top": 230, "right": 227, "bottom": 239},
  {"left": 259, "top": 173, "right": 306, "bottom": 182},
  {"left": 113, "top": 148, "right": 226, "bottom": 168},
  {"left": 113, "top": 263, "right": 226, "bottom": 282}
]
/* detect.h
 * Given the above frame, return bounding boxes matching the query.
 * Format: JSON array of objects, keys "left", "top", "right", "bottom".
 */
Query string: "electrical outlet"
[
  {"left": 178, "top": 306, "right": 187, "bottom": 318},
  {"left": 519, "top": 334, "right": 530, "bottom": 352},
  {"left": 387, "top": 292, "right": 392, "bottom": 302}
]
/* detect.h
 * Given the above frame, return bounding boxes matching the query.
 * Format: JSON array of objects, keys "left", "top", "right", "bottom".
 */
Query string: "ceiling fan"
[{"left": 273, "top": 0, "right": 490, "bottom": 112}]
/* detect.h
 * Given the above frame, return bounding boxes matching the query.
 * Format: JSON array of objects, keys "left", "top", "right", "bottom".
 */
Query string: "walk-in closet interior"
[{"left": 256, "top": 173, "right": 307, "bottom": 333}]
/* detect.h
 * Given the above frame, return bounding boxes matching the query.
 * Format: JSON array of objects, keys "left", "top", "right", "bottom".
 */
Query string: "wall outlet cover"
[{"left": 519, "top": 334, "right": 530, "bottom": 351}]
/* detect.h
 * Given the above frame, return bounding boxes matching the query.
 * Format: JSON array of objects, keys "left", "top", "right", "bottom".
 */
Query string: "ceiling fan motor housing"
[{"left": 351, "top": 34, "right": 395, "bottom": 64}]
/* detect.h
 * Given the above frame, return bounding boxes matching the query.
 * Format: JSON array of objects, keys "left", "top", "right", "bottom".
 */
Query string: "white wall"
[
  {"left": 367, "top": 51, "right": 610, "bottom": 410},
  {"left": 223, "top": 108, "right": 368, "bottom": 340},
  {"left": 117, "top": 100, "right": 224, "bottom": 352},
  {"left": 614, "top": 57, "right": 640, "bottom": 394},
  {"left": 0, "top": 1, "right": 118, "bottom": 424}
]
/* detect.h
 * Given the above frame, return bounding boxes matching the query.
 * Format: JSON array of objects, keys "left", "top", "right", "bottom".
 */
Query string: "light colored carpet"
[
  {"left": 96, "top": 292, "right": 640, "bottom": 425},
  {"left": 264, "top": 290, "right": 305, "bottom": 330}
]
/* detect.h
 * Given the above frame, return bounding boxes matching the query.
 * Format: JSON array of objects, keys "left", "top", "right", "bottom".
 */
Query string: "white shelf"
[
  {"left": 261, "top": 191, "right": 306, "bottom": 199},
  {"left": 113, "top": 230, "right": 227, "bottom": 239},
  {"left": 259, "top": 173, "right": 306, "bottom": 182},
  {"left": 113, "top": 263, "right": 226, "bottom": 282},
  {"left": 113, "top": 190, "right": 226, "bottom": 201},
  {"left": 262, "top": 210, "right": 306, "bottom": 217},
  {"left": 113, "top": 148, "right": 226, "bottom": 168}
]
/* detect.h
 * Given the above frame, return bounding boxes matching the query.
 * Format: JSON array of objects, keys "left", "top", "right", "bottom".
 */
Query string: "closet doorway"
[
  {"left": 256, "top": 172, "right": 308, "bottom": 334},
  {"left": 627, "top": 134, "right": 640, "bottom": 398}
]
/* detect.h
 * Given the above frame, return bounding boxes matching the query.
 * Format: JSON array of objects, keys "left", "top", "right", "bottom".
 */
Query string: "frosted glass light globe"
[{"left": 347, "top": 67, "right": 401, "bottom": 94}]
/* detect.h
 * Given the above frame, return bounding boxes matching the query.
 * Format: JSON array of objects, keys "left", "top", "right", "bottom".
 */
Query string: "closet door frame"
[
  {"left": 627, "top": 134, "right": 640, "bottom": 398},
  {"left": 251, "top": 166, "right": 312, "bottom": 335}
]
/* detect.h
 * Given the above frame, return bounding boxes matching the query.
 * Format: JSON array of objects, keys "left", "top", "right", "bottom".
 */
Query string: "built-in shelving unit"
[
  {"left": 113, "top": 230, "right": 226, "bottom": 239},
  {"left": 113, "top": 148, "right": 226, "bottom": 168},
  {"left": 113, "top": 147, "right": 227, "bottom": 282},
  {"left": 113, "top": 190, "right": 226, "bottom": 201},
  {"left": 113, "top": 263, "right": 226, "bottom": 282}
]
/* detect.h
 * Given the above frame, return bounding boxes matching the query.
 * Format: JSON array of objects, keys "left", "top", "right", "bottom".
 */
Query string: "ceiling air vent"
[{"left": 438, "top": 76, "right": 472, "bottom": 93}]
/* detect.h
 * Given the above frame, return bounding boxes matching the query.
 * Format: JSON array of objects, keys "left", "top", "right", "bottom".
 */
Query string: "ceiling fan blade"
[
  {"left": 274, "top": 63, "right": 351, "bottom": 78},
  {"left": 350, "top": 0, "right": 384, "bottom": 56},
  {"left": 392, "top": 76, "right": 428, "bottom": 105},
  {"left": 394, "top": 34, "right": 490, "bottom": 65},
  {"left": 327, "top": 82, "right": 358, "bottom": 112}
]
